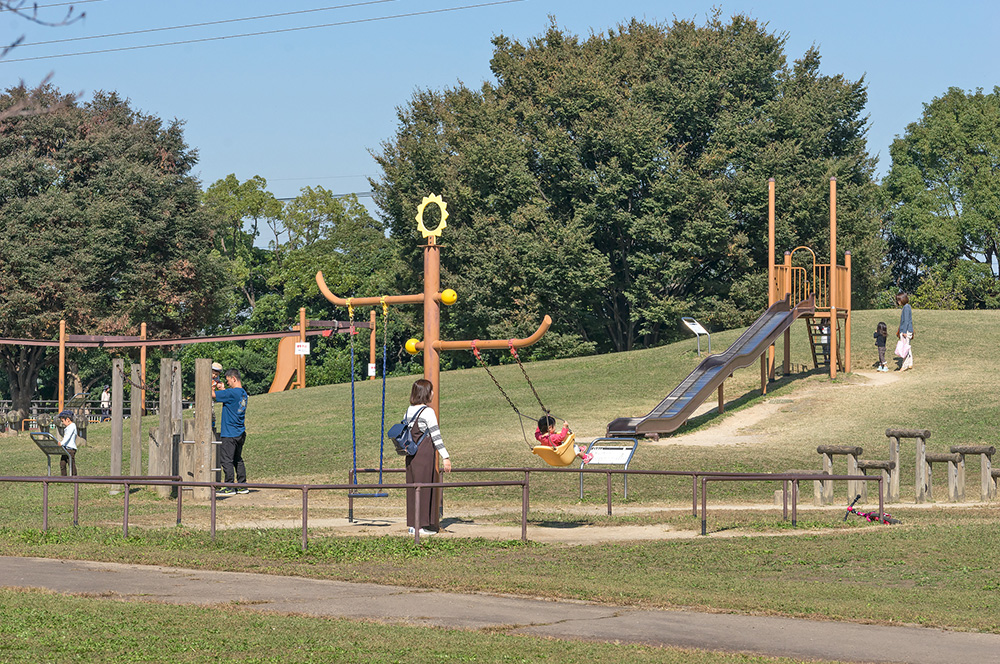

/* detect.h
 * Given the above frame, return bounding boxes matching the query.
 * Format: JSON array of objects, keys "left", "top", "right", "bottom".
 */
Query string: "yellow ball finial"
[
  {"left": 415, "top": 194, "right": 448, "bottom": 238},
  {"left": 441, "top": 288, "right": 457, "bottom": 306},
  {"left": 405, "top": 338, "right": 421, "bottom": 355}
]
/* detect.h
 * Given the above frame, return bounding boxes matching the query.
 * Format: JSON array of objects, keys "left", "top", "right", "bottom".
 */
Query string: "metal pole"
[
  {"left": 301, "top": 487, "right": 309, "bottom": 551},
  {"left": 58, "top": 320, "right": 65, "bottom": 414},
  {"left": 42, "top": 479, "right": 49, "bottom": 531},
  {"left": 700, "top": 477, "right": 707, "bottom": 535},
  {"left": 521, "top": 474, "right": 529, "bottom": 542},
  {"left": 73, "top": 482, "right": 79, "bottom": 526},
  {"left": 123, "top": 482, "right": 130, "bottom": 538}
]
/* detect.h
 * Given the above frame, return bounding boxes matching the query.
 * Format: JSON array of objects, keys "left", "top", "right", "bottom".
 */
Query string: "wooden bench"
[
  {"left": 856, "top": 459, "right": 895, "bottom": 503},
  {"left": 924, "top": 452, "right": 962, "bottom": 502},
  {"left": 950, "top": 445, "right": 995, "bottom": 501},
  {"left": 885, "top": 428, "right": 931, "bottom": 503},
  {"left": 816, "top": 445, "right": 863, "bottom": 505}
]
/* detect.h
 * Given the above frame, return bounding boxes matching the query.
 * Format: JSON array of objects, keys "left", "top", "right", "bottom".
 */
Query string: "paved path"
[{"left": 4, "top": 556, "right": 999, "bottom": 663}]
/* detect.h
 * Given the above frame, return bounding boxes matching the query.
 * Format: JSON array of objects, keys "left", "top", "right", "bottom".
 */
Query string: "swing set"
[
  {"left": 471, "top": 340, "right": 579, "bottom": 467},
  {"left": 345, "top": 297, "right": 392, "bottom": 498},
  {"left": 316, "top": 194, "right": 563, "bottom": 488}
]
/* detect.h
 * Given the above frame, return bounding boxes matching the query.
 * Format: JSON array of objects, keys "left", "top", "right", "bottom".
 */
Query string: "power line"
[
  {"left": 18, "top": 0, "right": 399, "bottom": 48},
  {"left": 1, "top": 0, "right": 525, "bottom": 63},
  {"left": 1, "top": 0, "right": 103, "bottom": 10}
]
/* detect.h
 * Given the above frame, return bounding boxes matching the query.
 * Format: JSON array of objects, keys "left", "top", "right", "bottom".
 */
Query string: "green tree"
[
  {"left": 373, "top": 14, "right": 883, "bottom": 355},
  {"left": 883, "top": 86, "right": 1000, "bottom": 302},
  {"left": 0, "top": 85, "right": 230, "bottom": 413},
  {"left": 202, "top": 174, "right": 282, "bottom": 316}
]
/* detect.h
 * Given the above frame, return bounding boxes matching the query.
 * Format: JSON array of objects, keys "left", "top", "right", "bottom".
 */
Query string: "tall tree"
[
  {"left": 0, "top": 85, "right": 230, "bottom": 413},
  {"left": 883, "top": 86, "right": 1000, "bottom": 306},
  {"left": 373, "top": 14, "right": 882, "bottom": 355}
]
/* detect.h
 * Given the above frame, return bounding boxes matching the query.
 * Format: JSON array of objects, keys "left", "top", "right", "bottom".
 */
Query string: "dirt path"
[{"left": 652, "top": 368, "right": 901, "bottom": 447}]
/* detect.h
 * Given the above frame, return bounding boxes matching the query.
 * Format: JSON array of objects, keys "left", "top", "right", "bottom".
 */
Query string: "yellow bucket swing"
[{"left": 472, "top": 340, "right": 579, "bottom": 467}]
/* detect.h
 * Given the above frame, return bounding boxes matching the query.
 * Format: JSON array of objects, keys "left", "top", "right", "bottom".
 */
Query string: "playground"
[{"left": 3, "top": 188, "right": 1000, "bottom": 662}]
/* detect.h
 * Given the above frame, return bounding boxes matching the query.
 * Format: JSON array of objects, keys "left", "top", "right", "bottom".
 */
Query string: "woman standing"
[
  {"left": 404, "top": 379, "right": 452, "bottom": 535},
  {"left": 897, "top": 292, "right": 914, "bottom": 371}
]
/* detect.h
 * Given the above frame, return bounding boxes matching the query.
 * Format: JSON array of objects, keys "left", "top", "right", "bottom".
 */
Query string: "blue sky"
[{"left": 2, "top": 0, "right": 998, "bottom": 214}]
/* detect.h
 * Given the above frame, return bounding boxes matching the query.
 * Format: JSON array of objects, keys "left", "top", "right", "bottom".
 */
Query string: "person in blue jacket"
[{"left": 213, "top": 368, "right": 249, "bottom": 495}]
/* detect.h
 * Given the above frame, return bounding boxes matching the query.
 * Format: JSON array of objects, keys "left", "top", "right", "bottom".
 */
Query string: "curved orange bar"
[
  {"left": 315, "top": 271, "right": 425, "bottom": 306},
  {"left": 411, "top": 315, "right": 551, "bottom": 352}
]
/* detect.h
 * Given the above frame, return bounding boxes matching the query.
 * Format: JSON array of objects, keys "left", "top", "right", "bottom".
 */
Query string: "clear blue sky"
[{"left": 2, "top": 0, "right": 998, "bottom": 210}]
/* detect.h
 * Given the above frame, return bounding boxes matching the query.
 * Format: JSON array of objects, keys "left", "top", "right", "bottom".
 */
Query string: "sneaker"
[
  {"left": 408, "top": 527, "right": 415, "bottom": 535},
  {"left": 215, "top": 486, "right": 236, "bottom": 497},
  {"left": 418, "top": 528, "right": 436, "bottom": 536},
  {"left": 236, "top": 486, "right": 250, "bottom": 494},
  {"left": 581, "top": 452, "right": 594, "bottom": 464}
]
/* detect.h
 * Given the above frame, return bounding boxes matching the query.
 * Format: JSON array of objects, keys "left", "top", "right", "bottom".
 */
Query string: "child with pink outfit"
[{"left": 535, "top": 415, "right": 593, "bottom": 464}]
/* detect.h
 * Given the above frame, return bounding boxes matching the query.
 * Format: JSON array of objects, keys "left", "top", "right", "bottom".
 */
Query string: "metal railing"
[
  {"left": 0, "top": 475, "right": 527, "bottom": 548},
  {"left": 350, "top": 467, "right": 883, "bottom": 529}
]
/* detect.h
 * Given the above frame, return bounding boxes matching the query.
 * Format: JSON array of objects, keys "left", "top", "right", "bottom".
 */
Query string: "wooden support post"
[
  {"left": 193, "top": 358, "right": 214, "bottom": 502},
  {"left": 717, "top": 382, "right": 724, "bottom": 414},
  {"left": 129, "top": 364, "right": 142, "bottom": 476},
  {"left": 844, "top": 252, "right": 852, "bottom": 373},
  {"left": 154, "top": 357, "right": 173, "bottom": 498},
  {"left": 821, "top": 452, "right": 834, "bottom": 504},
  {"left": 139, "top": 322, "right": 147, "bottom": 415},
  {"left": 110, "top": 358, "right": 124, "bottom": 479},
  {"left": 170, "top": 360, "right": 183, "bottom": 495},
  {"left": 369, "top": 308, "right": 377, "bottom": 380},
  {"left": 886, "top": 428, "right": 930, "bottom": 503},
  {"left": 760, "top": 353, "right": 767, "bottom": 394},
  {"left": 951, "top": 445, "right": 996, "bottom": 501}
]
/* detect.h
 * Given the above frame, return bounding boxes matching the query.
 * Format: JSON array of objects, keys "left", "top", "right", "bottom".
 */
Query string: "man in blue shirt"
[{"left": 213, "top": 368, "right": 249, "bottom": 495}]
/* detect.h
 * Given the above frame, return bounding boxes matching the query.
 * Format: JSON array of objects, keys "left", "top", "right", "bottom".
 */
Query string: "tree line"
[{"left": 1, "top": 13, "right": 996, "bottom": 410}]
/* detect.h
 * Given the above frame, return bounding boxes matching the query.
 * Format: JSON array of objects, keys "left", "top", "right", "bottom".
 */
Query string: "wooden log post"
[
  {"left": 924, "top": 452, "right": 962, "bottom": 502},
  {"left": 154, "top": 358, "right": 173, "bottom": 498},
  {"left": 816, "top": 445, "right": 863, "bottom": 505},
  {"left": 787, "top": 469, "right": 825, "bottom": 506},
  {"left": 885, "top": 428, "right": 930, "bottom": 503},
  {"left": 950, "top": 445, "right": 995, "bottom": 501},
  {"left": 857, "top": 460, "right": 895, "bottom": 504},
  {"left": 193, "top": 358, "right": 215, "bottom": 502},
  {"left": 110, "top": 358, "right": 124, "bottom": 480},
  {"left": 129, "top": 364, "right": 142, "bottom": 476}
]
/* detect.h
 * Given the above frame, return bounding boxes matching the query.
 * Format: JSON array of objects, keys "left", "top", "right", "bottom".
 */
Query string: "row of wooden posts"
[
  {"left": 107, "top": 357, "right": 218, "bottom": 502},
  {"left": 809, "top": 428, "right": 998, "bottom": 505}
]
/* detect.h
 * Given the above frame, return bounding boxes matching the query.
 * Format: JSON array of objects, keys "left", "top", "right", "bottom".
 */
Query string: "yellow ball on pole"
[
  {"left": 441, "top": 288, "right": 457, "bottom": 306},
  {"left": 405, "top": 338, "right": 420, "bottom": 355}
]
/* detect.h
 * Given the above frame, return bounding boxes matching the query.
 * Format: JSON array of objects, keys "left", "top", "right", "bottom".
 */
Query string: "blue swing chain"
[{"left": 378, "top": 298, "right": 388, "bottom": 485}]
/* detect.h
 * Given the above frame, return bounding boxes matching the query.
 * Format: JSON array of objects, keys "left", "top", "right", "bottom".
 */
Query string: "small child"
[
  {"left": 535, "top": 415, "right": 593, "bottom": 464},
  {"left": 874, "top": 321, "right": 888, "bottom": 372}
]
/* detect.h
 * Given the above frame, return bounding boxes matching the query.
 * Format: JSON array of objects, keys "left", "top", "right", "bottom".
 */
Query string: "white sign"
[
  {"left": 367, "top": 363, "right": 376, "bottom": 377},
  {"left": 682, "top": 318, "right": 709, "bottom": 335},
  {"left": 294, "top": 342, "right": 310, "bottom": 356}
]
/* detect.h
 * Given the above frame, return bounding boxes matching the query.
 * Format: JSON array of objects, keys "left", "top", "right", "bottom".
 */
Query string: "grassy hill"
[{"left": 4, "top": 307, "right": 998, "bottom": 506}]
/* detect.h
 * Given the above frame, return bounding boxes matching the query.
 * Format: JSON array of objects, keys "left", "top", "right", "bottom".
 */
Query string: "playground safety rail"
[
  {"left": 0, "top": 475, "right": 528, "bottom": 548},
  {"left": 350, "top": 467, "right": 882, "bottom": 528}
]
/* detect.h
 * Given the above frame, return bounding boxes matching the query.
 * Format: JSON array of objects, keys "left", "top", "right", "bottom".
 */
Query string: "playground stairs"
[{"left": 805, "top": 317, "right": 844, "bottom": 372}]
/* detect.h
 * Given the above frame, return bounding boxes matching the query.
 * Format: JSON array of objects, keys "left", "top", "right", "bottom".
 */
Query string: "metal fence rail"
[
  {"left": 351, "top": 467, "right": 876, "bottom": 521},
  {"left": 0, "top": 475, "right": 528, "bottom": 548}
]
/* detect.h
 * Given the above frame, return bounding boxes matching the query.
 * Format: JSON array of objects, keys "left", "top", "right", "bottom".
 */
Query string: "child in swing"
[{"left": 535, "top": 414, "right": 594, "bottom": 464}]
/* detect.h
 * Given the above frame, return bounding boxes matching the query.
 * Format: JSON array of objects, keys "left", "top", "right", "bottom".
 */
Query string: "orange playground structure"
[{"left": 767, "top": 177, "right": 852, "bottom": 381}]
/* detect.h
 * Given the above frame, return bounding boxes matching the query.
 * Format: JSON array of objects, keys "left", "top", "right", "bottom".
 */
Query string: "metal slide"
[{"left": 606, "top": 296, "right": 816, "bottom": 438}]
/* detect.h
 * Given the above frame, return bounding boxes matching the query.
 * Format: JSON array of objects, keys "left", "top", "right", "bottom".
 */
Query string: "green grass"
[
  {"left": 0, "top": 588, "right": 852, "bottom": 664},
  {"left": 3, "top": 307, "right": 1000, "bottom": 659}
]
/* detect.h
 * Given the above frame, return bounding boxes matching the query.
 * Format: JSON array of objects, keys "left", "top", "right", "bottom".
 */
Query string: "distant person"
[
  {"left": 896, "top": 292, "right": 914, "bottom": 371},
  {"left": 213, "top": 368, "right": 248, "bottom": 495},
  {"left": 535, "top": 415, "right": 593, "bottom": 464},
  {"left": 874, "top": 321, "right": 888, "bottom": 372},
  {"left": 403, "top": 379, "right": 451, "bottom": 536},
  {"left": 100, "top": 385, "right": 111, "bottom": 420},
  {"left": 57, "top": 410, "right": 78, "bottom": 476},
  {"left": 820, "top": 324, "right": 830, "bottom": 365}
]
